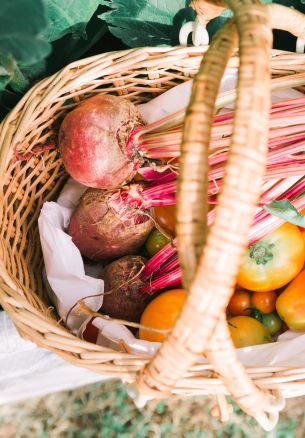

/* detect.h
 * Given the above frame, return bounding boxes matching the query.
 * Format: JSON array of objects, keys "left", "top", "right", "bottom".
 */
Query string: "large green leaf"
[
  {"left": 0, "top": 55, "right": 16, "bottom": 90},
  {"left": 0, "top": 0, "right": 50, "bottom": 64},
  {"left": 100, "top": 0, "right": 304, "bottom": 47},
  {"left": 42, "top": 0, "right": 103, "bottom": 42},
  {"left": 99, "top": 0, "right": 193, "bottom": 47}
]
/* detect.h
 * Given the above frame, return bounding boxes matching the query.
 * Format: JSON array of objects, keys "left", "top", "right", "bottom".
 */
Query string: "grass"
[{"left": 0, "top": 380, "right": 303, "bottom": 437}]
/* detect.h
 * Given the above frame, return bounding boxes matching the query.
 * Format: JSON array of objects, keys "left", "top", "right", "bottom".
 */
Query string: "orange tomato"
[
  {"left": 299, "top": 207, "right": 305, "bottom": 230},
  {"left": 228, "top": 290, "right": 251, "bottom": 316},
  {"left": 139, "top": 289, "right": 186, "bottom": 342},
  {"left": 153, "top": 205, "right": 176, "bottom": 237},
  {"left": 251, "top": 291, "right": 277, "bottom": 314},
  {"left": 276, "top": 270, "right": 305, "bottom": 330},
  {"left": 228, "top": 316, "right": 271, "bottom": 348},
  {"left": 301, "top": 230, "right": 305, "bottom": 246},
  {"left": 237, "top": 223, "right": 305, "bottom": 292}
]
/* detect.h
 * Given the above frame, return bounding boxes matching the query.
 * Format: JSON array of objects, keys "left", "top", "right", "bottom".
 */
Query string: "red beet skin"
[
  {"left": 101, "top": 255, "right": 148, "bottom": 322},
  {"left": 59, "top": 95, "right": 145, "bottom": 189},
  {"left": 69, "top": 188, "right": 154, "bottom": 261}
]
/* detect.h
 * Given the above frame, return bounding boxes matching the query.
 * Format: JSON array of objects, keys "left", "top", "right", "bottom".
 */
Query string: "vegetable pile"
[{"left": 57, "top": 90, "right": 305, "bottom": 349}]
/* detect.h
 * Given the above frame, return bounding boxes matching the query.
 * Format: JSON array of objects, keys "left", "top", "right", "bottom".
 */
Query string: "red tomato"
[
  {"left": 228, "top": 291, "right": 251, "bottom": 316},
  {"left": 83, "top": 319, "right": 99, "bottom": 344},
  {"left": 251, "top": 291, "right": 277, "bottom": 314},
  {"left": 237, "top": 223, "right": 305, "bottom": 292},
  {"left": 153, "top": 205, "right": 176, "bottom": 237},
  {"left": 139, "top": 289, "right": 186, "bottom": 342}
]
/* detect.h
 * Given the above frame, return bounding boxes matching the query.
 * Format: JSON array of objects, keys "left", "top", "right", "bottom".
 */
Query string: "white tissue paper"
[
  {"left": 38, "top": 179, "right": 104, "bottom": 333},
  {"left": 38, "top": 66, "right": 305, "bottom": 367}
]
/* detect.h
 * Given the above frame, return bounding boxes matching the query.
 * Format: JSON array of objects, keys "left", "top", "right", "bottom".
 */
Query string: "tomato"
[
  {"left": 145, "top": 229, "right": 170, "bottom": 257},
  {"left": 83, "top": 319, "right": 99, "bottom": 343},
  {"left": 276, "top": 270, "right": 305, "bottom": 330},
  {"left": 228, "top": 316, "right": 271, "bottom": 348},
  {"left": 301, "top": 230, "right": 305, "bottom": 246},
  {"left": 153, "top": 205, "right": 176, "bottom": 237},
  {"left": 228, "top": 290, "right": 251, "bottom": 316},
  {"left": 298, "top": 207, "right": 305, "bottom": 230},
  {"left": 237, "top": 223, "right": 305, "bottom": 292},
  {"left": 251, "top": 291, "right": 277, "bottom": 314},
  {"left": 139, "top": 289, "right": 186, "bottom": 342},
  {"left": 262, "top": 312, "right": 282, "bottom": 335}
]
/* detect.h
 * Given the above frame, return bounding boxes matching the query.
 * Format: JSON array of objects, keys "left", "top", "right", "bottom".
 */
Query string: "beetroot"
[
  {"left": 59, "top": 95, "right": 145, "bottom": 189},
  {"left": 101, "top": 255, "right": 148, "bottom": 322},
  {"left": 69, "top": 187, "right": 153, "bottom": 261}
]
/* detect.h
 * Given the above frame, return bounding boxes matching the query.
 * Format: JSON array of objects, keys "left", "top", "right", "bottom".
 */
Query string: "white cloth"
[{"left": 0, "top": 312, "right": 110, "bottom": 404}]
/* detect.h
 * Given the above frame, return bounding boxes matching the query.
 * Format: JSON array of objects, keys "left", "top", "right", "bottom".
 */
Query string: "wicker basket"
[{"left": 1, "top": 0, "right": 305, "bottom": 430}]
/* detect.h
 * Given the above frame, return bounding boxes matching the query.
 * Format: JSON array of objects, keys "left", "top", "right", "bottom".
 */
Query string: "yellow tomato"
[
  {"left": 276, "top": 270, "right": 305, "bottom": 330},
  {"left": 237, "top": 223, "right": 305, "bottom": 292},
  {"left": 139, "top": 289, "right": 186, "bottom": 342},
  {"left": 228, "top": 316, "right": 271, "bottom": 348}
]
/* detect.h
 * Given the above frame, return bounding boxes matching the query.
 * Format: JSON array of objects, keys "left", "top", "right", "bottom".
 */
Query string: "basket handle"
[
  {"left": 191, "top": 0, "right": 305, "bottom": 39},
  {"left": 134, "top": 0, "right": 271, "bottom": 404},
  {"left": 190, "top": 0, "right": 305, "bottom": 428}
]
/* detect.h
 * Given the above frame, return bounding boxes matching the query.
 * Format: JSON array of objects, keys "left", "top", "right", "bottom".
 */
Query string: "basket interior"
[
  {"left": 1, "top": 46, "right": 304, "bottom": 352},
  {"left": 0, "top": 51, "right": 198, "bottom": 321}
]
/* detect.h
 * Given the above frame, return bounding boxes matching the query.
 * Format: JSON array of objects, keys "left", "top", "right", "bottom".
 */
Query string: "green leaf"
[
  {"left": 263, "top": 199, "right": 305, "bottom": 227},
  {"left": 99, "top": 0, "right": 193, "bottom": 47},
  {"left": 0, "top": 0, "right": 51, "bottom": 64},
  {"left": 19, "top": 60, "right": 47, "bottom": 81},
  {"left": 0, "top": 55, "right": 16, "bottom": 90},
  {"left": 42, "top": 0, "right": 103, "bottom": 42},
  {"left": 9, "top": 64, "right": 30, "bottom": 94}
]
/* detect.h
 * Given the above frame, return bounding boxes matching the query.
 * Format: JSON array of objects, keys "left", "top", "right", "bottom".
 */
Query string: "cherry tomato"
[
  {"left": 153, "top": 205, "right": 176, "bottom": 237},
  {"left": 262, "top": 312, "right": 282, "bottom": 335},
  {"left": 251, "top": 291, "right": 277, "bottom": 314},
  {"left": 139, "top": 289, "right": 186, "bottom": 342},
  {"left": 83, "top": 319, "right": 99, "bottom": 343},
  {"left": 228, "top": 290, "right": 251, "bottom": 316},
  {"left": 228, "top": 316, "right": 271, "bottom": 348},
  {"left": 145, "top": 229, "right": 170, "bottom": 257},
  {"left": 276, "top": 270, "right": 305, "bottom": 330},
  {"left": 237, "top": 223, "right": 305, "bottom": 292}
]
